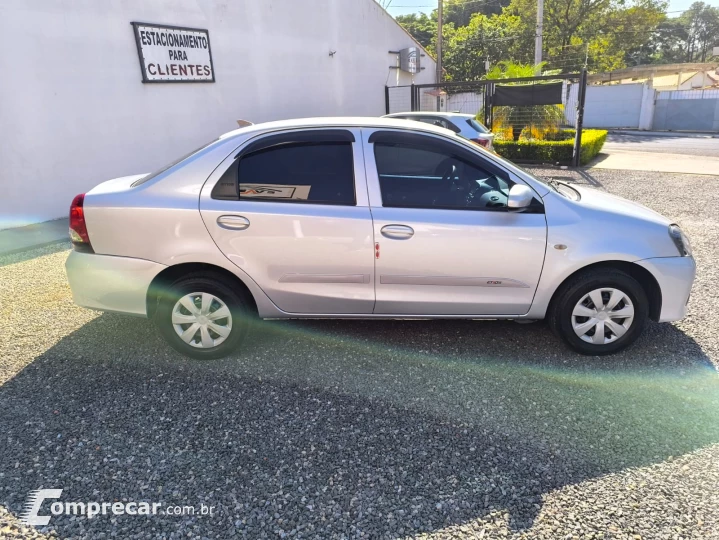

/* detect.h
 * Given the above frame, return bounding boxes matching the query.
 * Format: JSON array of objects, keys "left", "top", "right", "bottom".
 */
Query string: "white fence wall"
[
  {"left": 0, "top": 0, "right": 435, "bottom": 229},
  {"left": 653, "top": 89, "right": 719, "bottom": 131},
  {"left": 582, "top": 84, "right": 645, "bottom": 129}
]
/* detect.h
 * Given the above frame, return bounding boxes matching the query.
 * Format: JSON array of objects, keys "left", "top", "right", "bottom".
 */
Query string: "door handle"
[
  {"left": 217, "top": 215, "right": 250, "bottom": 230},
  {"left": 380, "top": 224, "right": 414, "bottom": 240}
]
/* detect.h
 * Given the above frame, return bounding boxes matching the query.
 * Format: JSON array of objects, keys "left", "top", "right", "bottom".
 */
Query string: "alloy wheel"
[
  {"left": 171, "top": 292, "right": 232, "bottom": 349},
  {"left": 571, "top": 288, "right": 635, "bottom": 345}
]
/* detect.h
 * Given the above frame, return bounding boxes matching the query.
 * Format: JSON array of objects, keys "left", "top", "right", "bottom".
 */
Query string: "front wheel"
[
  {"left": 548, "top": 269, "right": 648, "bottom": 355},
  {"left": 155, "top": 274, "right": 252, "bottom": 360}
]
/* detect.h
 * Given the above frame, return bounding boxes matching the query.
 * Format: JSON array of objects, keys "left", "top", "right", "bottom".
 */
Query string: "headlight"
[{"left": 668, "top": 224, "right": 692, "bottom": 257}]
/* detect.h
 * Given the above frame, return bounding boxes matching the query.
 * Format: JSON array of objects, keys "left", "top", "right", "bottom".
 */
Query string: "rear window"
[
  {"left": 466, "top": 118, "right": 490, "bottom": 134},
  {"left": 131, "top": 138, "right": 219, "bottom": 187}
]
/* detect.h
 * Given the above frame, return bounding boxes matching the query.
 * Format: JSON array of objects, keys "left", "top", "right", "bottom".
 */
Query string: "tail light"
[
  {"left": 69, "top": 194, "right": 93, "bottom": 250},
  {"left": 471, "top": 138, "right": 490, "bottom": 148}
]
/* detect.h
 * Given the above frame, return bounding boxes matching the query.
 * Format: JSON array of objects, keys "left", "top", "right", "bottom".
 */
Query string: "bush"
[{"left": 493, "top": 129, "right": 607, "bottom": 166}]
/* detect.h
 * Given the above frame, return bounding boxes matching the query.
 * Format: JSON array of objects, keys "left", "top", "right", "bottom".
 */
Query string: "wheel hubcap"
[
  {"left": 172, "top": 292, "right": 232, "bottom": 349},
  {"left": 571, "top": 288, "right": 634, "bottom": 345}
]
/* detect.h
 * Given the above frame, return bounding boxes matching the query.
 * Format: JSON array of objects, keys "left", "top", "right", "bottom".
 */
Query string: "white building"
[
  {"left": 0, "top": 0, "right": 435, "bottom": 229},
  {"left": 651, "top": 70, "right": 719, "bottom": 91}
]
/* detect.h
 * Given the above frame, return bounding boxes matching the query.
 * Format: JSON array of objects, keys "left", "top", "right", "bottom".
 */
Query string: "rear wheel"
[
  {"left": 155, "top": 274, "right": 252, "bottom": 360},
  {"left": 548, "top": 269, "right": 648, "bottom": 355}
]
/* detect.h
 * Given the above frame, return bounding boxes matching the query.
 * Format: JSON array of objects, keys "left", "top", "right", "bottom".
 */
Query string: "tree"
[
  {"left": 442, "top": 12, "right": 528, "bottom": 80},
  {"left": 681, "top": 2, "right": 719, "bottom": 62},
  {"left": 624, "top": 16, "right": 687, "bottom": 64},
  {"left": 393, "top": 0, "right": 693, "bottom": 77},
  {"left": 444, "top": 0, "right": 511, "bottom": 27},
  {"left": 504, "top": 0, "right": 667, "bottom": 71},
  {"left": 395, "top": 12, "right": 437, "bottom": 51}
]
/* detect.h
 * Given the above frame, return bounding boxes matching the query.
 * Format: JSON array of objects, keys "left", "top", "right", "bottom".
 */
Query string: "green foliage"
[
  {"left": 493, "top": 129, "right": 608, "bottom": 165},
  {"left": 395, "top": 12, "right": 437, "bottom": 51},
  {"left": 396, "top": 0, "right": 689, "bottom": 77},
  {"left": 504, "top": 0, "right": 668, "bottom": 72},
  {"left": 484, "top": 60, "right": 542, "bottom": 79},
  {"left": 444, "top": 0, "right": 510, "bottom": 26},
  {"left": 678, "top": 2, "right": 719, "bottom": 62},
  {"left": 442, "top": 12, "right": 526, "bottom": 80},
  {"left": 395, "top": 0, "right": 718, "bottom": 82}
]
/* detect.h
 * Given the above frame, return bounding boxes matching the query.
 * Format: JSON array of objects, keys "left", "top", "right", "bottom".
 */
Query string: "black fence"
[{"left": 385, "top": 71, "right": 588, "bottom": 167}]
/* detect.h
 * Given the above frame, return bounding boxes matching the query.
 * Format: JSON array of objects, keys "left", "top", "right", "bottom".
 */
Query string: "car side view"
[{"left": 65, "top": 117, "right": 695, "bottom": 359}]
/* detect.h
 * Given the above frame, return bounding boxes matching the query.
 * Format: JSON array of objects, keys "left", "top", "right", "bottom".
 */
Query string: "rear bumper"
[
  {"left": 65, "top": 251, "right": 166, "bottom": 316},
  {"left": 636, "top": 256, "right": 696, "bottom": 322}
]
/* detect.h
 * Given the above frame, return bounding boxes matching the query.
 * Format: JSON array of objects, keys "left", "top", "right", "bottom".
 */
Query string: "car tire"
[
  {"left": 155, "top": 273, "right": 253, "bottom": 360},
  {"left": 548, "top": 269, "right": 648, "bottom": 356}
]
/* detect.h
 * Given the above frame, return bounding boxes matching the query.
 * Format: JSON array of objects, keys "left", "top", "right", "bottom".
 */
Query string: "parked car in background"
[
  {"left": 383, "top": 111, "right": 494, "bottom": 150},
  {"left": 65, "top": 117, "right": 694, "bottom": 360}
]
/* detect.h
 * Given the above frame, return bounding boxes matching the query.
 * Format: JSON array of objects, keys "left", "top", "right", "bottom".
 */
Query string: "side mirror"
[{"left": 507, "top": 184, "right": 534, "bottom": 211}]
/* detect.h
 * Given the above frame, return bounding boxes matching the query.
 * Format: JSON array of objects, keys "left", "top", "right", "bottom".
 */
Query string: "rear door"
[{"left": 200, "top": 128, "right": 375, "bottom": 314}]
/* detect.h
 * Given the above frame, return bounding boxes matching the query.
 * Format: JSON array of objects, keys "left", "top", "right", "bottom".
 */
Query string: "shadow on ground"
[{"left": 1, "top": 315, "right": 718, "bottom": 538}]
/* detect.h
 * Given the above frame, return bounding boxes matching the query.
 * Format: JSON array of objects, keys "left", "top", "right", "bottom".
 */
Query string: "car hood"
[{"left": 571, "top": 184, "right": 672, "bottom": 226}]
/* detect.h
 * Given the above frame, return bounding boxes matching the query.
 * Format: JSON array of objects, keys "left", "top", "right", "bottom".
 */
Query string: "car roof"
[
  {"left": 219, "top": 116, "right": 454, "bottom": 141},
  {"left": 384, "top": 112, "right": 475, "bottom": 119}
]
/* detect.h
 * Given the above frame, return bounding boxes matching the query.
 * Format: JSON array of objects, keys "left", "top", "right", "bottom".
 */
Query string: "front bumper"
[
  {"left": 65, "top": 251, "right": 167, "bottom": 317},
  {"left": 636, "top": 256, "right": 696, "bottom": 323}
]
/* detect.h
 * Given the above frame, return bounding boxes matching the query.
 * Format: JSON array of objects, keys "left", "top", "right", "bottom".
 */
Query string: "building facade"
[{"left": 0, "top": 0, "right": 435, "bottom": 228}]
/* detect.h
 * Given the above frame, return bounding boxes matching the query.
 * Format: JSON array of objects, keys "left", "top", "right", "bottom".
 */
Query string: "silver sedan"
[{"left": 65, "top": 117, "right": 695, "bottom": 359}]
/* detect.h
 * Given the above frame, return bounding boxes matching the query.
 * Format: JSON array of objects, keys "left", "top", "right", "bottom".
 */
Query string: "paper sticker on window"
[{"left": 239, "top": 184, "right": 311, "bottom": 200}]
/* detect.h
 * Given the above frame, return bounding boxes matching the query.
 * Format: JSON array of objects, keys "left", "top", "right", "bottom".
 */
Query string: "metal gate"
[{"left": 385, "top": 71, "right": 588, "bottom": 166}]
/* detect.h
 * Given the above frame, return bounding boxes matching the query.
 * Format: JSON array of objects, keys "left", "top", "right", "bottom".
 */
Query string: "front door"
[
  {"left": 200, "top": 128, "right": 375, "bottom": 314},
  {"left": 363, "top": 129, "right": 547, "bottom": 315}
]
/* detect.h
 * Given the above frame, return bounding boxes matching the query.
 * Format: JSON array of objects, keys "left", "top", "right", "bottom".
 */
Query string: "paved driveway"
[
  {"left": 603, "top": 132, "right": 719, "bottom": 158},
  {"left": 1, "top": 169, "right": 718, "bottom": 539},
  {"left": 591, "top": 133, "right": 719, "bottom": 174}
]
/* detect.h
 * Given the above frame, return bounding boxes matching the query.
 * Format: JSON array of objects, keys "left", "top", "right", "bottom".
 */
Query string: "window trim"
[{"left": 211, "top": 130, "right": 358, "bottom": 206}]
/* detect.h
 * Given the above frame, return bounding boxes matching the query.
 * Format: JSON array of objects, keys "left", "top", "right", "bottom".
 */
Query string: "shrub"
[{"left": 493, "top": 129, "right": 607, "bottom": 166}]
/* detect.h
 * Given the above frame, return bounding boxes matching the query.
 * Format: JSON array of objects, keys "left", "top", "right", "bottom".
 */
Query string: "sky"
[{"left": 385, "top": 0, "right": 719, "bottom": 18}]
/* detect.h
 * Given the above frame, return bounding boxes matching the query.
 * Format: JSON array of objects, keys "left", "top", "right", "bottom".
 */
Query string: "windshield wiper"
[{"left": 546, "top": 178, "right": 562, "bottom": 192}]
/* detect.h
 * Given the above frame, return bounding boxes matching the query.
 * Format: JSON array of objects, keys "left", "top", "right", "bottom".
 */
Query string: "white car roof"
[{"left": 219, "top": 116, "right": 454, "bottom": 141}]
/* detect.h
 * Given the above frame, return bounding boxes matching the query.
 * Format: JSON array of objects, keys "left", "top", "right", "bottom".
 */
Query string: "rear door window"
[{"left": 212, "top": 130, "right": 356, "bottom": 206}]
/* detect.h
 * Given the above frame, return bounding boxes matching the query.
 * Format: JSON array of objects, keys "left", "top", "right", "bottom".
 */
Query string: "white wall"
[
  {"left": 582, "top": 84, "right": 644, "bottom": 129},
  {"left": 0, "top": 0, "right": 435, "bottom": 228}
]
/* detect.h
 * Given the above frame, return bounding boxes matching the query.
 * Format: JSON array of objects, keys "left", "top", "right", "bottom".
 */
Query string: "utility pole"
[
  {"left": 534, "top": 0, "right": 543, "bottom": 68},
  {"left": 436, "top": 0, "right": 443, "bottom": 110}
]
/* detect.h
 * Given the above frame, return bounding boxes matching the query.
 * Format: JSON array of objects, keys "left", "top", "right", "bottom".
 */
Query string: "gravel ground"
[{"left": 1, "top": 169, "right": 718, "bottom": 539}]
